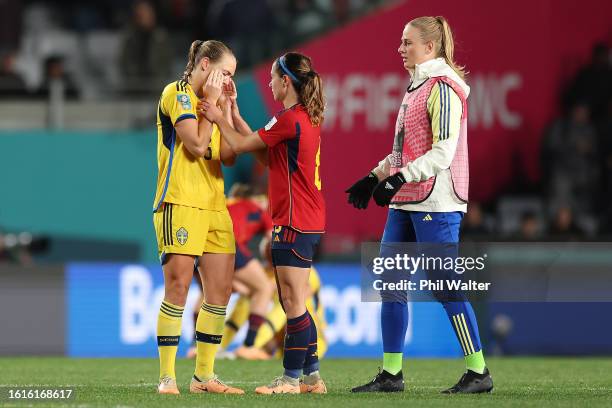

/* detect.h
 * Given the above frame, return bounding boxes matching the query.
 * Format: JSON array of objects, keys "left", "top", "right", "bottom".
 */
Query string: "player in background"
[
  {"left": 346, "top": 17, "right": 493, "bottom": 394},
  {"left": 152, "top": 39, "right": 244, "bottom": 395},
  {"left": 200, "top": 52, "right": 327, "bottom": 394},
  {"left": 226, "top": 183, "right": 276, "bottom": 359},
  {"left": 186, "top": 183, "right": 276, "bottom": 360}
]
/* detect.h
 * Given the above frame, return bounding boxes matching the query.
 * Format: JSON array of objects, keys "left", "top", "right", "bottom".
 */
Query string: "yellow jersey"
[{"left": 153, "top": 80, "right": 226, "bottom": 212}]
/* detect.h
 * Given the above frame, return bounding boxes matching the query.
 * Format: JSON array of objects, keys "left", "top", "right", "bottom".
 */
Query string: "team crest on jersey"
[
  {"left": 176, "top": 227, "right": 188, "bottom": 245},
  {"left": 177, "top": 93, "right": 191, "bottom": 110},
  {"left": 264, "top": 116, "right": 278, "bottom": 131}
]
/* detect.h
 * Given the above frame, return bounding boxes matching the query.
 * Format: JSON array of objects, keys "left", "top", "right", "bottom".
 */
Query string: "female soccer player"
[
  {"left": 226, "top": 184, "right": 276, "bottom": 359},
  {"left": 152, "top": 39, "right": 244, "bottom": 395},
  {"left": 346, "top": 16, "right": 493, "bottom": 394},
  {"left": 200, "top": 52, "right": 327, "bottom": 394}
]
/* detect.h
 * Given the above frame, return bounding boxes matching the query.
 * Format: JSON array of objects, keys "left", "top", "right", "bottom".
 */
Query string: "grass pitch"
[{"left": 2, "top": 357, "right": 612, "bottom": 407}]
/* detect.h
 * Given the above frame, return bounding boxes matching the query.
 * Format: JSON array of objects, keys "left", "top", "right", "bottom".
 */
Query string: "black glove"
[
  {"left": 372, "top": 173, "right": 406, "bottom": 207},
  {"left": 345, "top": 172, "right": 379, "bottom": 209}
]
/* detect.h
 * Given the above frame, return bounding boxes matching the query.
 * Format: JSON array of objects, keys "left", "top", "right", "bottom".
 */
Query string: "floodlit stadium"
[{"left": 1, "top": 0, "right": 612, "bottom": 406}]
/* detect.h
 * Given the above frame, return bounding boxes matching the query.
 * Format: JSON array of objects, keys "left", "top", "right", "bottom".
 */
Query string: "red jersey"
[
  {"left": 257, "top": 104, "right": 325, "bottom": 232},
  {"left": 227, "top": 198, "right": 273, "bottom": 255}
]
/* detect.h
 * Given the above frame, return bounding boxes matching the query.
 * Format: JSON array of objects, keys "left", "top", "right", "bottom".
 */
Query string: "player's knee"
[
  {"left": 380, "top": 287, "right": 408, "bottom": 303},
  {"left": 252, "top": 276, "right": 272, "bottom": 298},
  {"left": 279, "top": 290, "right": 305, "bottom": 315},
  {"left": 437, "top": 290, "right": 467, "bottom": 305},
  {"left": 206, "top": 283, "right": 232, "bottom": 305},
  {"left": 164, "top": 280, "right": 189, "bottom": 304},
  {"left": 279, "top": 291, "right": 295, "bottom": 312},
  {"left": 262, "top": 279, "right": 276, "bottom": 299}
]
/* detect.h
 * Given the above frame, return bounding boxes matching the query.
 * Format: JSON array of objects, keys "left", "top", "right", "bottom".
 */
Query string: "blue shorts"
[
  {"left": 270, "top": 226, "right": 321, "bottom": 268},
  {"left": 382, "top": 209, "right": 463, "bottom": 243},
  {"left": 380, "top": 209, "right": 466, "bottom": 303},
  {"left": 234, "top": 244, "right": 253, "bottom": 270}
]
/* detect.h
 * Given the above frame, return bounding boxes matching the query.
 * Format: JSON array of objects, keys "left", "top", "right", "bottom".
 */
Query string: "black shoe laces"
[{"left": 367, "top": 368, "right": 384, "bottom": 384}]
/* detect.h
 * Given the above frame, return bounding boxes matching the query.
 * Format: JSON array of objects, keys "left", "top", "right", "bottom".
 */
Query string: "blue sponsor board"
[{"left": 67, "top": 263, "right": 461, "bottom": 358}]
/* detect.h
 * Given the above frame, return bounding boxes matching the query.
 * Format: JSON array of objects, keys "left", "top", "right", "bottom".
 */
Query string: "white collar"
[
  {"left": 409, "top": 58, "right": 446, "bottom": 88},
  {"left": 408, "top": 57, "right": 470, "bottom": 96}
]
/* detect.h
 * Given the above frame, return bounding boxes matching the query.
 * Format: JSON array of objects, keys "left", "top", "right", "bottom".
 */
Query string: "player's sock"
[
  {"left": 383, "top": 353, "right": 403, "bottom": 375},
  {"left": 254, "top": 301, "right": 286, "bottom": 348},
  {"left": 283, "top": 311, "right": 310, "bottom": 379},
  {"left": 303, "top": 311, "right": 319, "bottom": 375},
  {"left": 220, "top": 295, "right": 250, "bottom": 349},
  {"left": 244, "top": 313, "right": 265, "bottom": 347},
  {"left": 220, "top": 320, "right": 239, "bottom": 350},
  {"left": 220, "top": 296, "right": 250, "bottom": 350},
  {"left": 157, "top": 300, "right": 184, "bottom": 380},
  {"left": 465, "top": 350, "right": 486, "bottom": 374},
  {"left": 381, "top": 302, "right": 408, "bottom": 375},
  {"left": 443, "top": 301, "right": 486, "bottom": 374},
  {"left": 194, "top": 302, "right": 226, "bottom": 380}
]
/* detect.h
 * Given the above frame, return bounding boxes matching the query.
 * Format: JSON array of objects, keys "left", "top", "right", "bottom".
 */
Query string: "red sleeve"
[{"left": 257, "top": 111, "right": 296, "bottom": 147}]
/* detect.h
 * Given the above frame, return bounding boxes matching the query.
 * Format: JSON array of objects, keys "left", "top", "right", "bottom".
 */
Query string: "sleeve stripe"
[
  {"left": 437, "top": 83, "right": 441, "bottom": 141},
  {"left": 439, "top": 82, "right": 444, "bottom": 141},
  {"left": 439, "top": 82, "right": 451, "bottom": 141},
  {"left": 174, "top": 113, "right": 196, "bottom": 125},
  {"left": 445, "top": 83, "right": 449, "bottom": 140},
  {"left": 441, "top": 82, "right": 445, "bottom": 140},
  {"left": 445, "top": 82, "right": 450, "bottom": 140}
]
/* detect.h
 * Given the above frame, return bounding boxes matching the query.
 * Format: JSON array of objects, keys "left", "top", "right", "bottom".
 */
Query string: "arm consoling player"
[{"left": 201, "top": 52, "right": 327, "bottom": 395}]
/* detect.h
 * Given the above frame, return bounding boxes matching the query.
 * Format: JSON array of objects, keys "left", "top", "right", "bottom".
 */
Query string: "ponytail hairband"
[{"left": 278, "top": 55, "right": 301, "bottom": 85}]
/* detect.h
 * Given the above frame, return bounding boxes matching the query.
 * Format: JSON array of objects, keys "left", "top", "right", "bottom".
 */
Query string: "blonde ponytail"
[
  {"left": 408, "top": 16, "right": 466, "bottom": 80},
  {"left": 436, "top": 16, "right": 466, "bottom": 80}
]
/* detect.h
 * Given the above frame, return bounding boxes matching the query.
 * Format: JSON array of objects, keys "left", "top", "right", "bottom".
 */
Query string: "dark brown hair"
[
  {"left": 275, "top": 52, "right": 325, "bottom": 126},
  {"left": 182, "top": 40, "right": 233, "bottom": 82}
]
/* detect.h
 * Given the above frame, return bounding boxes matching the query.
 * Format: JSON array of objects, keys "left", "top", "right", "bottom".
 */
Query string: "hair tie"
[{"left": 278, "top": 55, "right": 301, "bottom": 85}]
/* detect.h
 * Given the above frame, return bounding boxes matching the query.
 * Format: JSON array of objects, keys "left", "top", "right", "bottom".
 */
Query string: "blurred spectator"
[
  {"left": 0, "top": 0, "right": 23, "bottom": 50},
  {"left": 331, "top": 0, "right": 350, "bottom": 24},
  {"left": 289, "top": 0, "right": 332, "bottom": 40},
  {"left": 461, "top": 202, "right": 491, "bottom": 239},
  {"left": 0, "top": 231, "right": 7, "bottom": 263},
  {"left": 118, "top": 0, "right": 171, "bottom": 94},
  {"left": 541, "top": 102, "right": 600, "bottom": 216},
  {"left": 36, "top": 55, "right": 80, "bottom": 99},
  {"left": 564, "top": 42, "right": 612, "bottom": 123},
  {"left": 0, "top": 51, "right": 27, "bottom": 97},
  {"left": 597, "top": 97, "right": 612, "bottom": 233},
  {"left": 208, "top": 0, "right": 277, "bottom": 67},
  {"left": 548, "top": 205, "right": 585, "bottom": 241},
  {"left": 0, "top": 230, "right": 35, "bottom": 266},
  {"left": 516, "top": 211, "right": 541, "bottom": 241}
]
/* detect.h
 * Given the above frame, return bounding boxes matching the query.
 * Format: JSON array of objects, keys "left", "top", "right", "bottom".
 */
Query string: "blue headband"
[{"left": 278, "top": 55, "right": 301, "bottom": 85}]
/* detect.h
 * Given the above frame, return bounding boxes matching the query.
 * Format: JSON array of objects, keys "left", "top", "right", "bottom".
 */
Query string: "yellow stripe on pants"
[{"left": 452, "top": 314, "right": 468, "bottom": 355}]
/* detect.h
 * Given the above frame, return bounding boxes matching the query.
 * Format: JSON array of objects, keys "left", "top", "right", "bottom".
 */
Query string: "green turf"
[{"left": 2, "top": 357, "right": 612, "bottom": 407}]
